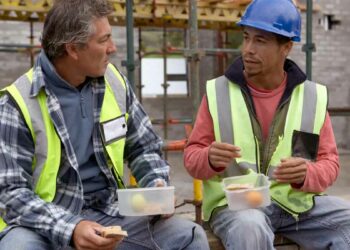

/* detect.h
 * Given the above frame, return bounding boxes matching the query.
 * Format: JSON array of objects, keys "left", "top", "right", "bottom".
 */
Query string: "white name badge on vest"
[{"left": 100, "top": 114, "right": 127, "bottom": 145}]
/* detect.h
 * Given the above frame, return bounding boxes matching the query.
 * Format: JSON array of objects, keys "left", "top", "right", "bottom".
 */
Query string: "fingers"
[
  {"left": 154, "top": 179, "right": 165, "bottom": 187},
  {"left": 279, "top": 157, "right": 307, "bottom": 168},
  {"left": 210, "top": 142, "right": 241, "bottom": 156},
  {"left": 209, "top": 142, "right": 241, "bottom": 169},
  {"left": 273, "top": 157, "right": 307, "bottom": 184},
  {"left": 274, "top": 171, "right": 306, "bottom": 184},
  {"left": 209, "top": 157, "right": 234, "bottom": 169},
  {"left": 90, "top": 230, "right": 123, "bottom": 250},
  {"left": 73, "top": 221, "right": 122, "bottom": 250}
]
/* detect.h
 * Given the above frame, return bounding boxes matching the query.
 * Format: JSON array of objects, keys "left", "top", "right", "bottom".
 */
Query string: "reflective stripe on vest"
[
  {"left": 5, "top": 69, "right": 61, "bottom": 201},
  {"left": 268, "top": 81, "right": 327, "bottom": 216},
  {"left": 207, "top": 76, "right": 258, "bottom": 176},
  {"left": 0, "top": 63, "right": 127, "bottom": 230},
  {"left": 203, "top": 77, "right": 327, "bottom": 220},
  {"left": 101, "top": 64, "right": 128, "bottom": 185}
]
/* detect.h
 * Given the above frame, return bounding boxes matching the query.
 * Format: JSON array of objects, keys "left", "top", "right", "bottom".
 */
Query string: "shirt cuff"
[
  {"left": 209, "top": 162, "right": 226, "bottom": 172},
  {"left": 291, "top": 182, "right": 304, "bottom": 189},
  {"left": 53, "top": 215, "right": 84, "bottom": 248}
]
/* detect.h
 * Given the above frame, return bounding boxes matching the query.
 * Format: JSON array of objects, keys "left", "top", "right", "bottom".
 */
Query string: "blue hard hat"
[{"left": 237, "top": 0, "right": 301, "bottom": 42}]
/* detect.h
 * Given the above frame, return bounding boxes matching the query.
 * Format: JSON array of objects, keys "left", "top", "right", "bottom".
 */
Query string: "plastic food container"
[
  {"left": 117, "top": 186, "right": 175, "bottom": 216},
  {"left": 222, "top": 174, "right": 271, "bottom": 211}
]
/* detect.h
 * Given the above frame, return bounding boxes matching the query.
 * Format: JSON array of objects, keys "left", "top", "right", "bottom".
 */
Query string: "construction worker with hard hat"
[
  {"left": 184, "top": 0, "right": 350, "bottom": 249},
  {"left": 0, "top": 0, "right": 210, "bottom": 249}
]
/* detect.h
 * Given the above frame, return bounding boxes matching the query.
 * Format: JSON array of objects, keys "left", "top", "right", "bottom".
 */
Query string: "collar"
[
  {"left": 30, "top": 50, "right": 49, "bottom": 97},
  {"left": 30, "top": 51, "right": 105, "bottom": 97},
  {"left": 224, "top": 56, "right": 307, "bottom": 103}
]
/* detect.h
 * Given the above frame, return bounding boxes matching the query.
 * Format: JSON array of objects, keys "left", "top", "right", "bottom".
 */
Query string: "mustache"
[{"left": 243, "top": 56, "right": 260, "bottom": 63}]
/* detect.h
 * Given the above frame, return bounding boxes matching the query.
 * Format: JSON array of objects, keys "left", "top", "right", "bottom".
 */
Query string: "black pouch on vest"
[{"left": 292, "top": 130, "right": 319, "bottom": 161}]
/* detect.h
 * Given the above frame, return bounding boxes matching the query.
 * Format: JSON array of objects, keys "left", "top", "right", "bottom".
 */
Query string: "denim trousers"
[
  {"left": 0, "top": 208, "right": 209, "bottom": 250},
  {"left": 210, "top": 195, "right": 350, "bottom": 250}
]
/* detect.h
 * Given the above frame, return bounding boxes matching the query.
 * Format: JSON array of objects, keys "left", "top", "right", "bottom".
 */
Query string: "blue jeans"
[
  {"left": 210, "top": 196, "right": 350, "bottom": 250},
  {"left": 0, "top": 208, "right": 209, "bottom": 250}
]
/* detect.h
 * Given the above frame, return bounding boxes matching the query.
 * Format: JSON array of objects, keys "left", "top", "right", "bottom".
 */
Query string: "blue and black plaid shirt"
[{"left": 0, "top": 53, "right": 170, "bottom": 248}]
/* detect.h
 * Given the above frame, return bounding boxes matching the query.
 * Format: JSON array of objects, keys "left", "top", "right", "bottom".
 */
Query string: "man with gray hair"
[{"left": 0, "top": 0, "right": 209, "bottom": 249}]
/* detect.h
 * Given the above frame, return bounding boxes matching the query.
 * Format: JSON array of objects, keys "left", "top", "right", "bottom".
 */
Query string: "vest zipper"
[
  {"left": 241, "top": 88, "right": 263, "bottom": 173},
  {"left": 272, "top": 195, "right": 321, "bottom": 232},
  {"left": 254, "top": 136, "right": 261, "bottom": 173},
  {"left": 271, "top": 197, "right": 300, "bottom": 222},
  {"left": 264, "top": 96, "right": 291, "bottom": 175},
  {"left": 294, "top": 214, "right": 299, "bottom": 231},
  {"left": 80, "top": 94, "right": 86, "bottom": 118}
]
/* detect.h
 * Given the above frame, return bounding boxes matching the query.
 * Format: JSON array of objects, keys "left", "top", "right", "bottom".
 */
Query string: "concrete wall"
[{"left": 0, "top": 0, "right": 349, "bottom": 150}]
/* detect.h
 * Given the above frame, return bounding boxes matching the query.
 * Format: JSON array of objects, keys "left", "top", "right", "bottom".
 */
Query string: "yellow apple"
[{"left": 131, "top": 193, "right": 146, "bottom": 212}]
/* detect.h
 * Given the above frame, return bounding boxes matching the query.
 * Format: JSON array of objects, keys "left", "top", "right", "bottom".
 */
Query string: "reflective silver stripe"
[
  {"left": 105, "top": 66, "right": 126, "bottom": 114},
  {"left": 301, "top": 80, "right": 317, "bottom": 133},
  {"left": 215, "top": 76, "right": 234, "bottom": 145},
  {"left": 215, "top": 76, "right": 246, "bottom": 177},
  {"left": 13, "top": 76, "right": 48, "bottom": 187}
]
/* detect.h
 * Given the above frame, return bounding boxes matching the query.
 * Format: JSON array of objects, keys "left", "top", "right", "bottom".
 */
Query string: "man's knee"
[
  {"left": 211, "top": 209, "right": 274, "bottom": 249},
  {"left": 158, "top": 217, "right": 209, "bottom": 249},
  {"left": 181, "top": 222, "right": 209, "bottom": 249},
  {"left": 0, "top": 227, "right": 52, "bottom": 250}
]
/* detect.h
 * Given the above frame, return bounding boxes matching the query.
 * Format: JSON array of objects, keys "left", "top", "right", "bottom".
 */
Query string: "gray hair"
[{"left": 41, "top": 0, "right": 113, "bottom": 60}]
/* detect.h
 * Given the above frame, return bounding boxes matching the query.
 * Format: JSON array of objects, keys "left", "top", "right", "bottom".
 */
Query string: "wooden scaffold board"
[{"left": 0, "top": 0, "right": 319, "bottom": 29}]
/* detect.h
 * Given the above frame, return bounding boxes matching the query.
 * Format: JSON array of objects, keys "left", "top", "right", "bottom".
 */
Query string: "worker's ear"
[
  {"left": 283, "top": 41, "right": 294, "bottom": 58},
  {"left": 65, "top": 43, "right": 79, "bottom": 60}
]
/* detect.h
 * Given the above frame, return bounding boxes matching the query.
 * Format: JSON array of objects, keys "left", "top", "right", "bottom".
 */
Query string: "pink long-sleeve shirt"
[{"left": 184, "top": 94, "right": 339, "bottom": 193}]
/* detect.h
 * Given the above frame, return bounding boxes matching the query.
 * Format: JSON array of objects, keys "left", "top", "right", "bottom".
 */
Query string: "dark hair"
[{"left": 41, "top": 0, "right": 113, "bottom": 60}]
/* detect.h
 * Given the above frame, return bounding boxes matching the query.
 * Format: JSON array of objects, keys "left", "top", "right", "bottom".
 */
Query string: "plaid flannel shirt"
[{"left": 0, "top": 57, "right": 170, "bottom": 248}]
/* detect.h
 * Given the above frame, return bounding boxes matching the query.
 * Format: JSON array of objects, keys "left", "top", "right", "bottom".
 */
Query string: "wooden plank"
[{"left": 0, "top": 0, "right": 320, "bottom": 29}]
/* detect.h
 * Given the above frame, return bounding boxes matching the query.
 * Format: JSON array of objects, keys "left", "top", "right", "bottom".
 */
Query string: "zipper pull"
[{"left": 293, "top": 214, "right": 299, "bottom": 231}]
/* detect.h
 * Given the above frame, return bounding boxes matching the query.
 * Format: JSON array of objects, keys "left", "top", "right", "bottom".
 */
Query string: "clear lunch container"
[
  {"left": 222, "top": 174, "right": 271, "bottom": 211},
  {"left": 117, "top": 186, "right": 175, "bottom": 216}
]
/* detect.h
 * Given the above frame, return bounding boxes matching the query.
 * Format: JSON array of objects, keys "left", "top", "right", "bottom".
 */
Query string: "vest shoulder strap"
[{"left": 105, "top": 64, "right": 127, "bottom": 114}]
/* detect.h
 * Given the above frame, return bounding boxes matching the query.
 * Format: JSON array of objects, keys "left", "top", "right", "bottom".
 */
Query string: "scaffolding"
[{"left": 0, "top": 0, "right": 247, "bottom": 29}]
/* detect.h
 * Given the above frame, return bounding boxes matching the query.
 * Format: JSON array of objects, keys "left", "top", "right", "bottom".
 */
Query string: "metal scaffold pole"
[
  {"left": 126, "top": 0, "right": 137, "bottom": 187},
  {"left": 305, "top": 0, "right": 314, "bottom": 80},
  {"left": 162, "top": 24, "right": 169, "bottom": 160},
  {"left": 126, "top": 0, "right": 136, "bottom": 90},
  {"left": 189, "top": 0, "right": 200, "bottom": 115},
  {"left": 189, "top": 0, "right": 203, "bottom": 225},
  {"left": 29, "top": 21, "right": 34, "bottom": 67},
  {"left": 137, "top": 27, "right": 143, "bottom": 102}
]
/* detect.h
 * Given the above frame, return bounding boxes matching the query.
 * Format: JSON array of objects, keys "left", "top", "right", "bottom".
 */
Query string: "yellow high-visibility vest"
[{"left": 204, "top": 76, "right": 327, "bottom": 221}]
